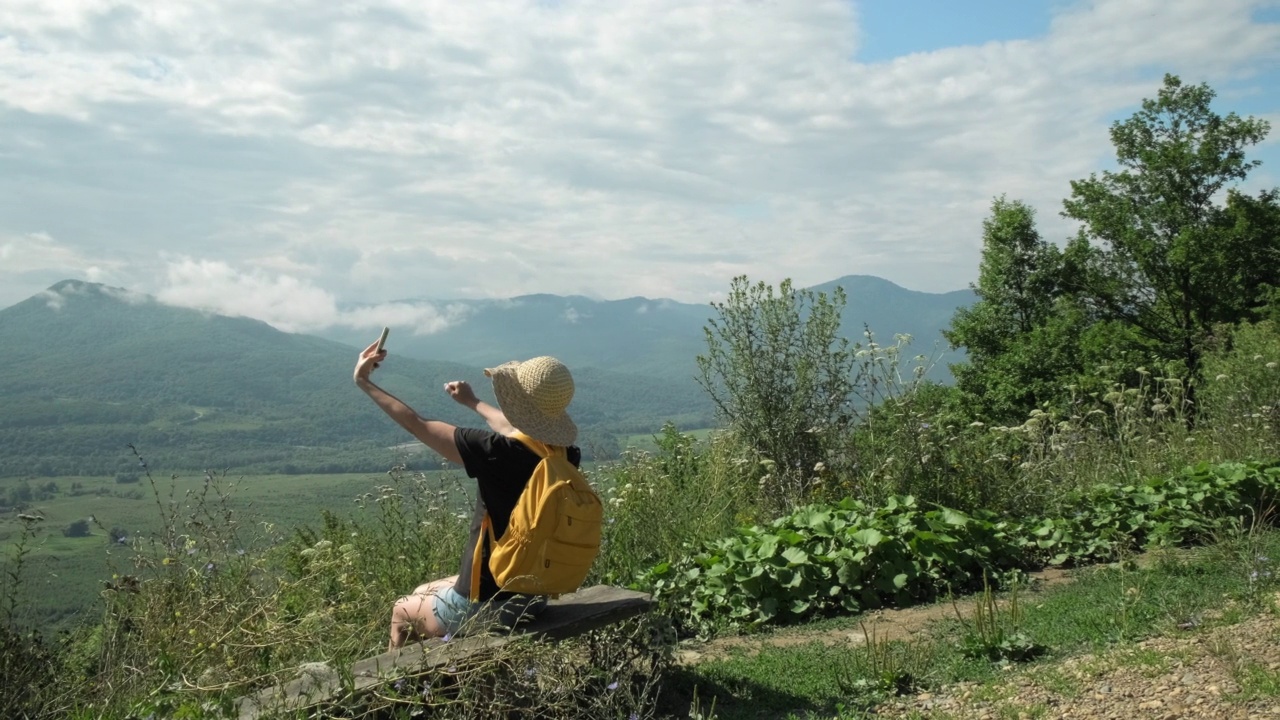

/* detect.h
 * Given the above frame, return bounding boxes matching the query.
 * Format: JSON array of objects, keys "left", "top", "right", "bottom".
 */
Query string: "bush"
[
  {"left": 644, "top": 495, "right": 1028, "bottom": 638},
  {"left": 63, "top": 519, "right": 91, "bottom": 538},
  {"left": 645, "top": 459, "right": 1280, "bottom": 638},
  {"left": 114, "top": 472, "right": 140, "bottom": 484}
]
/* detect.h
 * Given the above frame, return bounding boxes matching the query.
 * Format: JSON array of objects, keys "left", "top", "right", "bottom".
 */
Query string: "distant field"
[
  {"left": 621, "top": 427, "right": 716, "bottom": 453},
  {"left": 0, "top": 468, "right": 470, "bottom": 629}
]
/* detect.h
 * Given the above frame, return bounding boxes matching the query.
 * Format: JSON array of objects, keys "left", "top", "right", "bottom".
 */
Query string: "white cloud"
[
  {"left": 1, "top": 232, "right": 94, "bottom": 273},
  {"left": 0, "top": 0, "right": 1276, "bottom": 318},
  {"left": 154, "top": 259, "right": 468, "bottom": 334},
  {"left": 561, "top": 306, "right": 587, "bottom": 324}
]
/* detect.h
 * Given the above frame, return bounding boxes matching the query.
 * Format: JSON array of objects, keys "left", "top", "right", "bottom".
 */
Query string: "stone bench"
[{"left": 235, "top": 585, "right": 653, "bottom": 720}]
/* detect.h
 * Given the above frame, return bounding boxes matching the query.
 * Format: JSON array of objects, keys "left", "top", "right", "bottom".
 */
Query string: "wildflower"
[
  {"left": 1268, "top": 362, "right": 1278, "bottom": 369},
  {"left": 1258, "top": 555, "right": 1270, "bottom": 563},
  {"left": 607, "top": 680, "right": 619, "bottom": 691},
  {"left": 236, "top": 548, "right": 246, "bottom": 556},
  {"left": 442, "top": 633, "right": 452, "bottom": 643},
  {"left": 393, "top": 679, "right": 406, "bottom": 692},
  {"left": 1216, "top": 374, "right": 1229, "bottom": 382}
]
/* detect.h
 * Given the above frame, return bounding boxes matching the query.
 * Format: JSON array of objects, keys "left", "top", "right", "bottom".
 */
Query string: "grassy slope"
[{"left": 671, "top": 534, "right": 1280, "bottom": 719}]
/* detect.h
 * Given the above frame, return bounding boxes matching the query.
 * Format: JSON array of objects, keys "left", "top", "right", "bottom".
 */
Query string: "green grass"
[
  {"left": 622, "top": 427, "right": 716, "bottom": 453},
  {"left": 668, "top": 530, "right": 1280, "bottom": 720}
]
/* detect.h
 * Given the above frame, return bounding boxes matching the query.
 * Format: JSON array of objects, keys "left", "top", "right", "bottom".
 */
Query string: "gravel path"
[{"left": 875, "top": 602, "right": 1280, "bottom": 719}]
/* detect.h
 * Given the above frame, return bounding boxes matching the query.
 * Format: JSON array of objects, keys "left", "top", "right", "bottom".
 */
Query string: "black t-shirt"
[{"left": 453, "top": 428, "right": 581, "bottom": 601}]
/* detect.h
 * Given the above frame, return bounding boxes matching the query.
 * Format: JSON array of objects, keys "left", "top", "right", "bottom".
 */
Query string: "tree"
[
  {"left": 1063, "top": 74, "right": 1280, "bottom": 391},
  {"left": 697, "top": 276, "right": 855, "bottom": 508},
  {"left": 944, "top": 197, "right": 1092, "bottom": 421}
]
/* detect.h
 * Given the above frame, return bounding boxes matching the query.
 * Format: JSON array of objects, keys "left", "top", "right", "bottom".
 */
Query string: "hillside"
[
  {"left": 0, "top": 281, "right": 713, "bottom": 477},
  {"left": 314, "top": 275, "right": 974, "bottom": 379}
]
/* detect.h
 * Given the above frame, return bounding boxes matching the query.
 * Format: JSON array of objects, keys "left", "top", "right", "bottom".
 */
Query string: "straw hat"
[{"left": 485, "top": 356, "right": 577, "bottom": 446}]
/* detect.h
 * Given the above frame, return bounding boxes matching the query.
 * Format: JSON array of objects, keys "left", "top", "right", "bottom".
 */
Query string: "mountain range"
[
  {"left": 315, "top": 274, "right": 974, "bottom": 379},
  {"left": 0, "top": 276, "right": 973, "bottom": 478}
]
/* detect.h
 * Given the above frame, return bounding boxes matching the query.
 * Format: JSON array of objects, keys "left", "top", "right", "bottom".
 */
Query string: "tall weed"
[
  {"left": 594, "top": 425, "right": 760, "bottom": 589},
  {"left": 80, "top": 461, "right": 472, "bottom": 717}
]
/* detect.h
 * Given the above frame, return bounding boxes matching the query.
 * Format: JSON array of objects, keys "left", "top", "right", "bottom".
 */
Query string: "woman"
[{"left": 353, "top": 340, "right": 581, "bottom": 650}]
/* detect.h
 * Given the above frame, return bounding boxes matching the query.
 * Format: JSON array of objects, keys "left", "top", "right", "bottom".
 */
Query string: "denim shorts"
[{"left": 432, "top": 585, "right": 548, "bottom": 637}]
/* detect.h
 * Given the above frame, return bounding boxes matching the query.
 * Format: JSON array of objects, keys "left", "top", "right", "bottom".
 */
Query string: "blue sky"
[
  {"left": 857, "top": 1, "right": 1058, "bottom": 61},
  {"left": 1, "top": 0, "right": 1277, "bottom": 335}
]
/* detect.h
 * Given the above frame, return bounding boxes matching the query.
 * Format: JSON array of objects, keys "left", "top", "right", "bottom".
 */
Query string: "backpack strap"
[{"left": 511, "top": 431, "right": 568, "bottom": 461}]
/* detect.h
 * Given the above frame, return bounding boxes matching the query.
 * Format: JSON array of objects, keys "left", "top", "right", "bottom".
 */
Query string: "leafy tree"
[
  {"left": 944, "top": 197, "right": 1092, "bottom": 421},
  {"left": 697, "top": 276, "right": 855, "bottom": 508},
  {"left": 1063, "top": 74, "right": 1280, "bottom": 393}
]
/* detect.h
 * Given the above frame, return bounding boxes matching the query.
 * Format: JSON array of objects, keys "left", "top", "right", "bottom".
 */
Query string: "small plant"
[
  {"left": 1, "top": 513, "right": 61, "bottom": 719},
  {"left": 686, "top": 685, "right": 719, "bottom": 720},
  {"left": 953, "top": 575, "right": 1046, "bottom": 664},
  {"left": 836, "top": 622, "right": 932, "bottom": 703}
]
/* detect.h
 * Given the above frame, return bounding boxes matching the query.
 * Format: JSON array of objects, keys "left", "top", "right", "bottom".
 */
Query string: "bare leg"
[{"left": 389, "top": 575, "right": 459, "bottom": 651}]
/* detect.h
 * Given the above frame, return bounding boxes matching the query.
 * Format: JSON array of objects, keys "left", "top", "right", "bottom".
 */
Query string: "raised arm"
[
  {"left": 445, "top": 381, "right": 516, "bottom": 436},
  {"left": 353, "top": 340, "right": 462, "bottom": 465}
]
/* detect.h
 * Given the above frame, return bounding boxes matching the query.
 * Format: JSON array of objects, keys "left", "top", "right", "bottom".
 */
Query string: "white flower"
[{"left": 1216, "top": 374, "right": 1229, "bottom": 382}]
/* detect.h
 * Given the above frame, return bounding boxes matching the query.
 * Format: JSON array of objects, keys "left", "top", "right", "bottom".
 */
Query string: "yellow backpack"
[{"left": 469, "top": 432, "right": 603, "bottom": 601}]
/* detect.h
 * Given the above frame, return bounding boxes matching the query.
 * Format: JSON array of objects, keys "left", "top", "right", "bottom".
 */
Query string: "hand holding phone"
[{"left": 375, "top": 327, "right": 390, "bottom": 354}]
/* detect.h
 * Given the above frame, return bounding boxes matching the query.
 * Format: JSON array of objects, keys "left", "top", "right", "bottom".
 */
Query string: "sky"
[{"left": 1, "top": 0, "right": 1278, "bottom": 336}]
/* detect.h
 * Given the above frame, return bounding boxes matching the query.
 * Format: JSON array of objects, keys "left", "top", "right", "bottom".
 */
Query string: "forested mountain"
[
  {"left": 0, "top": 281, "right": 713, "bottom": 477},
  {"left": 315, "top": 275, "right": 975, "bottom": 379}
]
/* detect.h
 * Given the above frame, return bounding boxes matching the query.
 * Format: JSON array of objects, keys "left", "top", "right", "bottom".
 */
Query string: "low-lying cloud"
[{"left": 155, "top": 259, "right": 469, "bottom": 335}]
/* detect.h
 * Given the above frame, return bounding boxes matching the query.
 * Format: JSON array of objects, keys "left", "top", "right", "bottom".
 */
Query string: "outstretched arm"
[
  {"left": 445, "top": 381, "right": 516, "bottom": 436},
  {"left": 353, "top": 340, "right": 463, "bottom": 465}
]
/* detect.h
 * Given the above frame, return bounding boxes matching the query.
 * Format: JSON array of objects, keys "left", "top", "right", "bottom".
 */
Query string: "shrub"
[
  {"left": 63, "top": 519, "right": 91, "bottom": 538},
  {"left": 643, "top": 495, "right": 1027, "bottom": 638},
  {"left": 644, "top": 459, "right": 1280, "bottom": 638}
]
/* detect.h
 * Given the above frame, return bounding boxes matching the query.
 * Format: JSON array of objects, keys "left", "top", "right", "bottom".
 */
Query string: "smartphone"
[{"left": 375, "top": 327, "right": 390, "bottom": 354}]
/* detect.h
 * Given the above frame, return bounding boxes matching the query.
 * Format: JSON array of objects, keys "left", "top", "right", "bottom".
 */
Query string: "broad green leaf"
[
  {"left": 782, "top": 547, "right": 810, "bottom": 566},
  {"left": 850, "top": 528, "right": 885, "bottom": 546}
]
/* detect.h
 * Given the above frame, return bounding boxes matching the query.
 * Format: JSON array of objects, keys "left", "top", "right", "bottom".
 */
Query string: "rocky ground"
[
  {"left": 874, "top": 606, "right": 1280, "bottom": 718},
  {"left": 675, "top": 568, "right": 1280, "bottom": 719}
]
